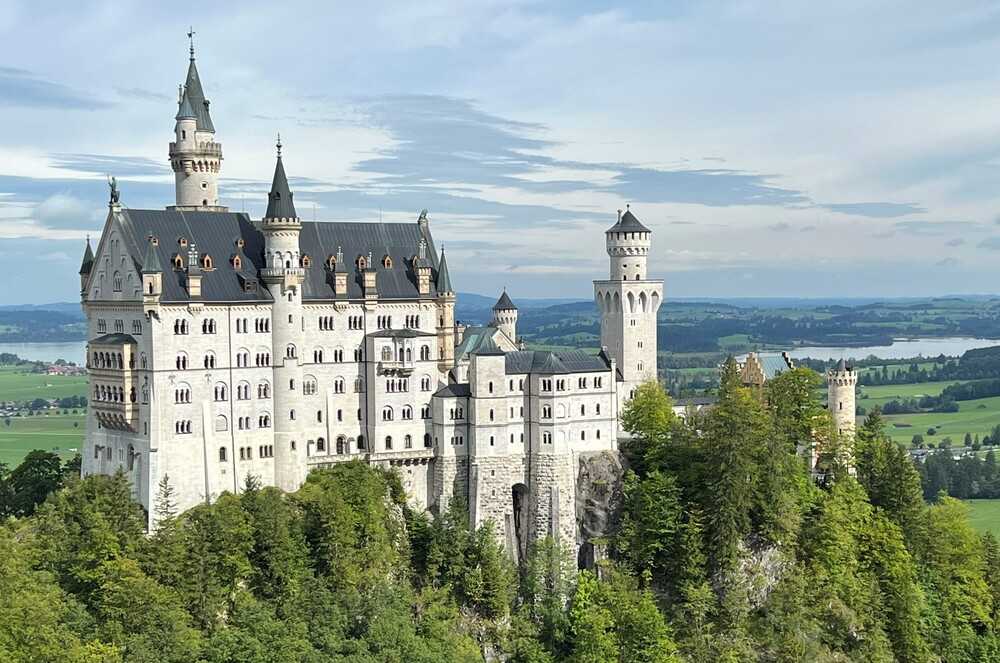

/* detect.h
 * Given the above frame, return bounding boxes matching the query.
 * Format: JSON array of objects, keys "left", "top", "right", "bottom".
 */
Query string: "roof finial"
[
  {"left": 187, "top": 27, "right": 196, "bottom": 60},
  {"left": 276, "top": 132, "right": 282, "bottom": 158},
  {"left": 617, "top": 209, "right": 622, "bottom": 221}
]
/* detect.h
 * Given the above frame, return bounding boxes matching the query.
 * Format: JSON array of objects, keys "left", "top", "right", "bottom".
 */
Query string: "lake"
[
  {"left": 0, "top": 342, "right": 85, "bottom": 365},
  {"left": 756, "top": 337, "right": 1000, "bottom": 362}
]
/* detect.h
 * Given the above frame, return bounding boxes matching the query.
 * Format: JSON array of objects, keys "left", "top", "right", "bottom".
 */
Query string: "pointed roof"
[
  {"left": 834, "top": 358, "right": 849, "bottom": 372},
  {"left": 264, "top": 148, "right": 297, "bottom": 219},
  {"left": 183, "top": 56, "right": 215, "bottom": 133},
  {"left": 436, "top": 247, "right": 453, "bottom": 293},
  {"left": 607, "top": 207, "right": 651, "bottom": 233},
  {"left": 175, "top": 90, "right": 196, "bottom": 121},
  {"left": 141, "top": 238, "right": 162, "bottom": 273},
  {"left": 78, "top": 238, "right": 94, "bottom": 275},
  {"left": 493, "top": 290, "right": 516, "bottom": 311}
]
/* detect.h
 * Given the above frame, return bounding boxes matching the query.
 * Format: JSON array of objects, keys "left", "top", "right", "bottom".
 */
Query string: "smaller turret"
[
  {"left": 605, "top": 205, "right": 651, "bottom": 281},
  {"left": 79, "top": 237, "right": 94, "bottom": 296},
  {"left": 141, "top": 236, "right": 163, "bottom": 302},
  {"left": 492, "top": 290, "right": 518, "bottom": 343},
  {"left": 185, "top": 244, "right": 202, "bottom": 298},
  {"left": 827, "top": 358, "right": 857, "bottom": 436}
]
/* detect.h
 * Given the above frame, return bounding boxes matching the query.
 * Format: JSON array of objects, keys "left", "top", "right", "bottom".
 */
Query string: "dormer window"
[
  {"left": 232, "top": 255, "right": 242, "bottom": 270},
  {"left": 382, "top": 255, "right": 392, "bottom": 269},
  {"left": 356, "top": 255, "right": 367, "bottom": 269},
  {"left": 178, "top": 237, "right": 188, "bottom": 248},
  {"left": 172, "top": 254, "right": 184, "bottom": 270},
  {"left": 201, "top": 254, "right": 213, "bottom": 269},
  {"left": 301, "top": 255, "right": 312, "bottom": 268},
  {"left": 327, "top": 255, "right": 337, "bottom": 270},
  {"left": 236, "top": 238, "right": 245, "bottom": 248}
]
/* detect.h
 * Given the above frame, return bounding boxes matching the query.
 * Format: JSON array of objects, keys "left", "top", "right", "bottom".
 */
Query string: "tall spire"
[
  {"left": 436, "top": 246, "right": 453, "bottom": 293},
  {"left": 79, "top": 236, "right": 94, "bottom": 275},
  {"left": 265, "top": 136, "right": 297, "bottom": 219},
  {"left": 181, "top": 29, "right": 214, "bottom": 133}
]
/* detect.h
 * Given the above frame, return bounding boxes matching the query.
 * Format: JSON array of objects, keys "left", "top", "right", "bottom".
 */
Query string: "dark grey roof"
[
  {"left": 90, "top": 333, "right": 137, "bottom": 345},
  {"left": 175, "top": 91, "right": 196, "bottom": 121},
  {"left": 183, "top": 57, "right": 215, "bottom": 133},
  {"left": 834, "top": 358, "right": 850, "bottom": 372},
  {"left": 433, "top": 383, "right": 471, "bottom": 398},
  {"left": 493, "top": 290, "right": 516, "bottom": 311},
  {"left": 141, "top": 238, "right": 162, "bottom": 273},
  {"left": 607, "top": 208, "right": 651, "bottom": 233},
  {"left": 264, "top": 156, "right": 297, "bottom": 219},
  {"left": 79, "top": 239, "right": 94, "bottom": 275},
  {"left": 436, "top": 248, "right": 453, "bottom": 293},
  {"left": 454, "top": 326, "right": 496, "bottom": 361},
  {"left": 504, "top": 349, "right": 611, "bottom": 375},
  {"left": 472, "top": 332, "right": 503, "bottom": 356},
  {"left": 114, "top": 208, "right": 445, "bottom": 303},
  {"left": 368, "top": 329, "right": 436, "bottom": 338}
]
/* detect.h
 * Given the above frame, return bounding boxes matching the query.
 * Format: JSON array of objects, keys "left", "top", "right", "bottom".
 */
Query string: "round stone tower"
[
  {"left": 261, "top": 137, "right": 306, "bottom": 491},
  {"left": 492, "top": 290, "right": 518, "bottom": 343},
  {"left": 827, "top": 358, "right": 857, "bottom": 436},
  {"left": 168, "top": 40, "right": 225, "bottom": 211}
]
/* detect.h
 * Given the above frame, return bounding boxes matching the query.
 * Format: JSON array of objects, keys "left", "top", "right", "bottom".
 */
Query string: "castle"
[{"left": 77, "top": 45, "right": 662, "bottom": 557}]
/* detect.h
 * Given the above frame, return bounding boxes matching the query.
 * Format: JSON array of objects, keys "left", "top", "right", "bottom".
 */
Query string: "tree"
[
  {"left": 154, "top": 474, "right": 177, "bottom": 523},
  {"left": 8, "top": 450, "right": 64, "bottom": 517},
  {"left": 567, "top": 571, "right": 618, "bottom": 663}
]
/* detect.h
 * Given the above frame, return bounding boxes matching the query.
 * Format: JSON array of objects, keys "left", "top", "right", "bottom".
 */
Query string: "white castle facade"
[{"left": 78, "top": 48, "right": 663, "bottom": 556}]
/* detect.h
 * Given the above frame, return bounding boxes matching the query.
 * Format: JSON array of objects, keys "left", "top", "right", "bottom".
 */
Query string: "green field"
[
  {"left": 964, "top": 499, "right": 1000, "bottom": 537},
  {"left": 0, "top": 412, "right": 84, "bottom": 467},
  {"left": 850, "top": 380, "right": 1000, "bottom": 445},
  {"left": 0, "top": 366, "right": 88, "bottom": 401}
]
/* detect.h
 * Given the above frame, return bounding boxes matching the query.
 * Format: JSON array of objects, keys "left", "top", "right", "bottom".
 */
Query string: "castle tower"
[
  {"left": 168, "top": 37, "right": 225, "bottom": 211},
  {"left": 261, "top": 137, "right": 306, "bottom": 491},
  {"left": 436, "top": 246, "right": 456, "bottom": 372},
  {"left": 593, "top": 207, "right": 663, "bottom": 400},
  {"left": 827, "top": 359, "right": 857, "bottom": 436},
  {"left": 492, "top": 290, "right": 518, "bottom": 343}
]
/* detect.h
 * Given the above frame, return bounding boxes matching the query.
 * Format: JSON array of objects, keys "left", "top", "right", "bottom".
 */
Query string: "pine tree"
[{"left": 155, "top": 474, "right": 177, "bottom": 522}]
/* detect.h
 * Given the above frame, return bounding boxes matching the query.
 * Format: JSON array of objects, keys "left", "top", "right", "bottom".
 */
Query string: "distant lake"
[
  {"left": 0, "top": 342, "right": 85, "bottom": 365},
  {"left": 756, "top": 337, "right": 1000, "bottom": 362}
]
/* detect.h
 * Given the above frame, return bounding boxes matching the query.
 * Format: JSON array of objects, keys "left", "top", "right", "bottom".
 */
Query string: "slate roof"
[
  {"left": 436, "top": 248, "right": 453, "bottom": 292},
  {"left": 834, "top": 358, "right": 853, "bottom": 372},
  {"left": 434, "top": 383, "right": 471, "bottom": 398},
  {"left": 504, "top": 349, "right": 611, "bottom": 375},
  {"left": 493, "top": 290, "right": 516, "bottom": 311},
  {"left": 454, "top": 326, "right": 497, "bottom": 361},
  {"left": 607, "top": 208, "right": 651, "bottom": 233},
  {"left": 141, "top": 238, "right": 162, "bottom": 273},
  {"left": 760, "top": 354, "right": 794, "bottom": 380},
  {"left": 183, "top": 57, "right": 215, "bottom": 133},
  {"left": 264, "top": 156, "right": 297, "bottom": 219},
  {"left": 79, "top": 239, "right": 94, "bottom": 275},
  {"left": 175, "top": 91, "right": 196, "bottom": 121},
  {"left": 113, "top": 208, "right": 444, "bottom": 303},
  {"left": 472, "top": 332, "right": 504, "bottom": 356}
]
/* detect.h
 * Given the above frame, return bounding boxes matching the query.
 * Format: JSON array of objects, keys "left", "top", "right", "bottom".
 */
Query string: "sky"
[{"left": 2, "top": 0, "right": 1000, "bottom": 304}]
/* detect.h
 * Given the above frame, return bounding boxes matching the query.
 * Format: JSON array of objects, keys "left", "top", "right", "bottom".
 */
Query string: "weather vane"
[
  {"left": 276, "top": 132, "right": 282, "bottom": 157},
  {"left": 187, "top": 27, "right": 196, "bottom": 58}
]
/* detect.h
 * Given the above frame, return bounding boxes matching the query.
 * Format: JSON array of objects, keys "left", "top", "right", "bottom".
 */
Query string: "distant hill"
[{"left": 0, "top": 302, "right": 83, "bottom": 319}]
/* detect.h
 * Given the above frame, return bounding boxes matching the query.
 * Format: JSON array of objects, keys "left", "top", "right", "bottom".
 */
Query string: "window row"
[
  {"left": 94, "top": 384, "right": 135, "bottom": 403},
  {"left": 91, "top": 351, "right": 133, "bottom": 370}
]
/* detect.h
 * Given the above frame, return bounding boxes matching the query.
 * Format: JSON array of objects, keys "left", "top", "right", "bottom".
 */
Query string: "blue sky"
[{"left": 3, "top": 0, "right": 1000, "bottom": 304}]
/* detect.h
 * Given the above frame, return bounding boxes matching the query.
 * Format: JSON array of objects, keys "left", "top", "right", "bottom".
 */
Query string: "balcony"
[{"left": 168, "top": 141, "right": 223, "bottom": 157}]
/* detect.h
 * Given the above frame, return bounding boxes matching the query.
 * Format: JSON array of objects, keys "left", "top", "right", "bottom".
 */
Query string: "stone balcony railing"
[{"left": 168, "top": 141, "right": 223, "bottom": 157}]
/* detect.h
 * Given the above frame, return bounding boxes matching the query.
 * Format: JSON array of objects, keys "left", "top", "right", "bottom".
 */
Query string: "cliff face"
[{"left": 575, "top": 451, "right": 627, "bottom": 568}]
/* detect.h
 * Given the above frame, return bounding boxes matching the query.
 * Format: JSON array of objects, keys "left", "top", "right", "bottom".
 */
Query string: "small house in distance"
[{"left": 738, "top": 351, "right": 795, "bottom": 387}]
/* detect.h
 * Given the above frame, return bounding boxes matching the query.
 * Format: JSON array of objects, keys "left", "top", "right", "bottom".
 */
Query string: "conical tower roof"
[
  {"left": 175, "top": 90, "right": 196, "bottom": 120},
  {"left": 183, "top": 56, "right": 215, "bottom": 133},
  {"left": 607, "top": 206, "right": 651, "bottom": 233},
  {"left": 436, "top": 247, "right": 453, "bottom": 293},
  {"left": 264, "top": 144, "right": 297, "bottom": 219},
  {"left": 78, "top": 238, "right": 94, "bottom": 275},
  {"left": 493, "top": 290, "right": 516, "bottom": 311}
]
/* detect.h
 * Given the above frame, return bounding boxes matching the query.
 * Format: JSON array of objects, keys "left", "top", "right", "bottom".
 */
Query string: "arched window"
[
  {"left": 215, "top": 415, "right": 228, "bottom": 432},
  {"left": 420, "top": 345, "right": 430, "bottom": 361},
  {"left": 219, "top": 446, "right": 227, "bottom": 462},
  {"left": 424, "top": 433, "right": 432, "bottom": 448},
  {"left": 214, "top": 382, "right": 227, "bottom": 401},
  {"left": 286, "top": 344, "right": 296, "bottom": 359},
  {"left": 336, "top": 436, "right": 346, "bottom": 454},
  {"left": 382, "top": 406, "right": 393, "bottom": 421},
  {"left": 333, "top": 377, "right": 345, "bottom": 394},
  {"left": 404, "top": 435, "right": 412, "bottom": 449},
  {"left": 316, "top": 437, "right": 325, "bottom": 452},
  {"left": 385, "top": 435, "right": 393, "bottom": 450},
  {"left": 402, "top": 405, "right": 412, "bottom": 420},
  {"left": 381, "top": 346, "right": 392, "bottom": 361}
]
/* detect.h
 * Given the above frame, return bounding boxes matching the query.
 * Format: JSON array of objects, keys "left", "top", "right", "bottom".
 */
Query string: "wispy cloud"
[
  {"left": 822, "top": 202, "right": 925, "bottom": 218},
  {"left": 0, "top": 67, "right": 109, "bottom": 110}
]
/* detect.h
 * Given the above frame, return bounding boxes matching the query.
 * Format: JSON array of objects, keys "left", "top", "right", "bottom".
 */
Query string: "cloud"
[
  {"left": 894, "top": 220, "right": 981, "bottom": 236},
  {"left": 34, "top": 193, "right": 97, "bottom": 229},
  {"left": 945, "top": 238, "right": 965, "bottom": 247},
  {"left": 114, "top": 86, "right": 171, "bottom": 102},
  {"left": 979, "top": 237, "right": 1000, "bottom": 251},
  {"left": 936, "top": 257, "right": 959, "bottom": 268},
  {"left": 800, "top": 225, "right": 817, "bottom": 232},
  {"left": 49, "top": 153, "right": 169, "bottom": 177},
  {"left": 768, "top": 222, "right": 791, "bottom": 231},
  {"left": 0, "top": 66, "right": 109, "bottom": 110},
  {"left": 822, "top": 202, "right": 925, "bottom": 218}
]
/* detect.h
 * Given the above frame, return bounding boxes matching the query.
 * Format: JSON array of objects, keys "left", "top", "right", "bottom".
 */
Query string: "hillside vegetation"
[{"left": 2, "top": 363, "right": 1000, "bottom": 661}]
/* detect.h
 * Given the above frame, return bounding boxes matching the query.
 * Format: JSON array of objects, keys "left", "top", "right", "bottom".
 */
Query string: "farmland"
[
  {"left": 0, "top": 412, "right": 84, "bottom": 467},
  {"left": 964, "top": 499, "right": 1000, "bottom": 537}
]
